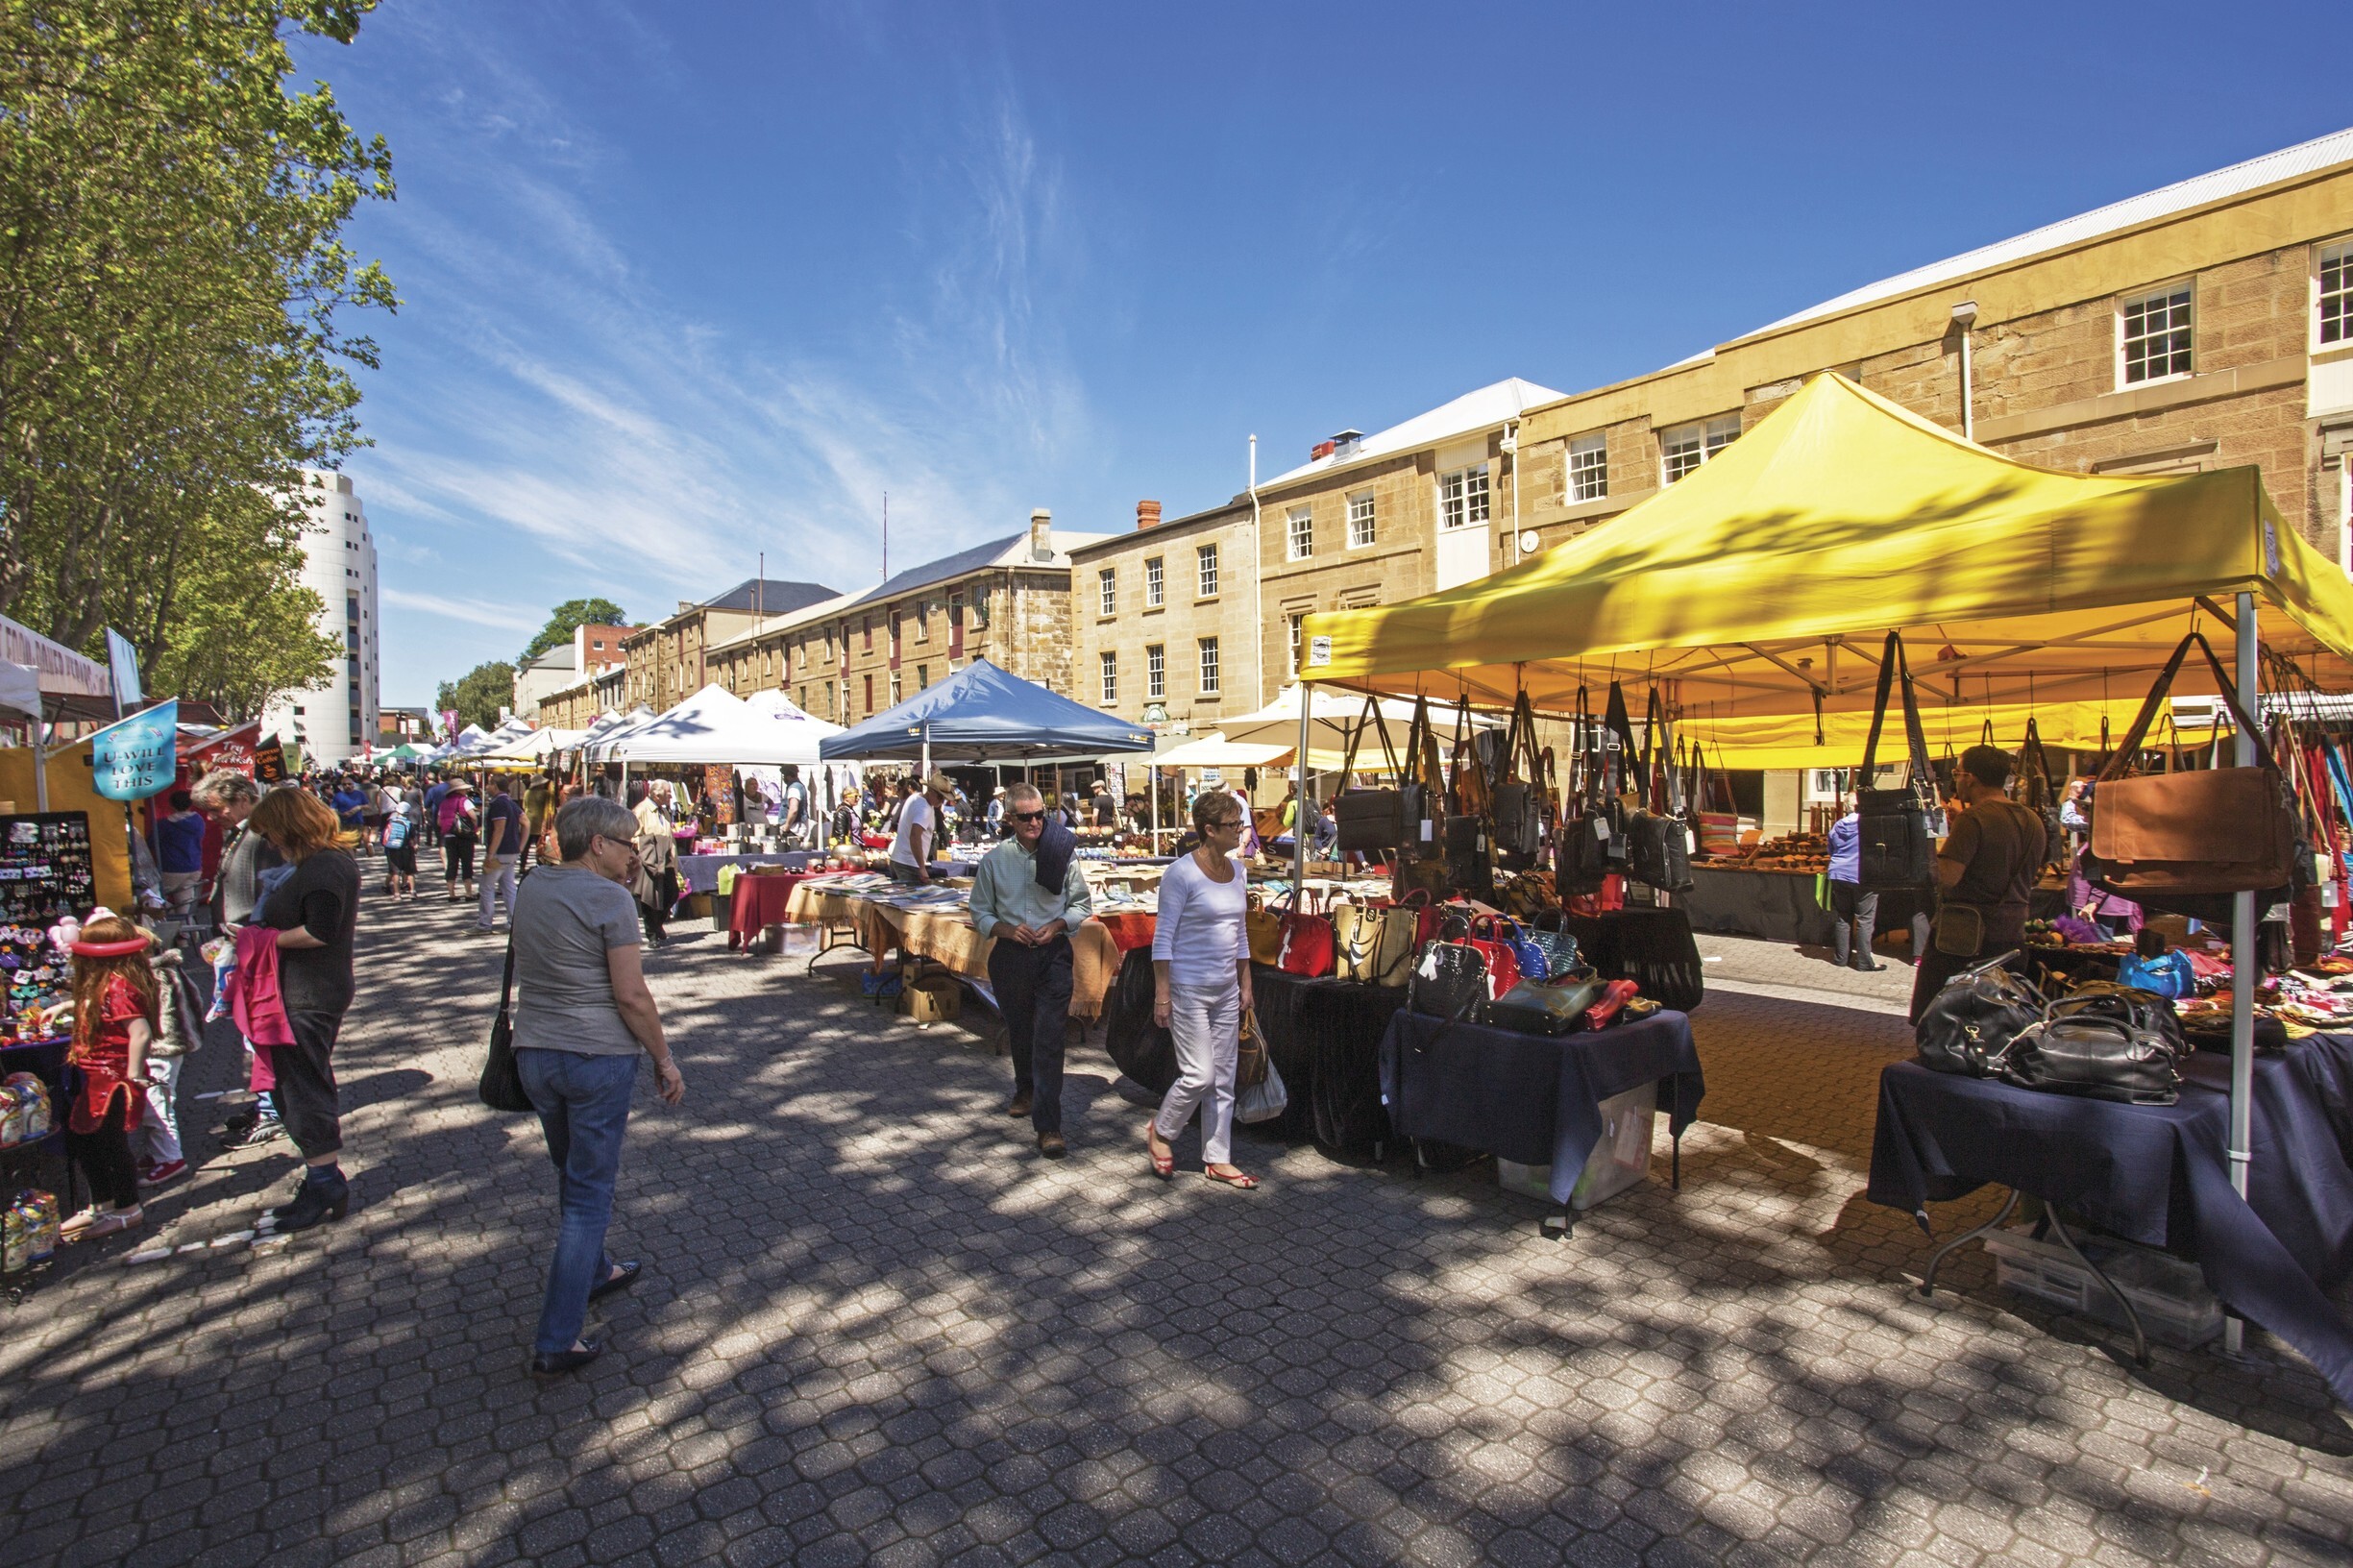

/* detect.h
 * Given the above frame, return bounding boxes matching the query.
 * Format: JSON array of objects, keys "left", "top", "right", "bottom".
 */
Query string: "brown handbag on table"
[
  {"left": 1245, "top": 891, "right": 1285, "bottom": 967},
  {"left": 2085, "top": 631, "right": 2297, "bottom": 900}
]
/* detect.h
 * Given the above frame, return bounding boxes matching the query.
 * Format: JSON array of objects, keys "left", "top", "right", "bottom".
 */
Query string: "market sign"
[
  {"left": 253, "top": 734, "right": 287, "bottom": 784},
  {"left": 183, "top": 719, "right": 261, "bottom": 778},
  {"left": 92, "top": 699, "right": 178, "bottom": 800}
]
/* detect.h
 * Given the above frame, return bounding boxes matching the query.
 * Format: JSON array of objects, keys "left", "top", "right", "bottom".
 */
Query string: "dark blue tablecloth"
[
  {"left": 1378, "top": 1010, "right": 1703, "bottom": 1203},
  {"left": 1869, "top": 1056, "right": 2353, "bottom": 1405}
]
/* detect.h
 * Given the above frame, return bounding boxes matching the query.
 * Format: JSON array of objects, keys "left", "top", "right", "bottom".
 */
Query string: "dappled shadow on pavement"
[{"left": 0, "top": 890, "right": 2347, "bottom": 1567}]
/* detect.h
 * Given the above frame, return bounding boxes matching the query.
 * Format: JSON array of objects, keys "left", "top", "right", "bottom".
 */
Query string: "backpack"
[{"left": 383, "top": 815, "right": 409, "bottom": 848}]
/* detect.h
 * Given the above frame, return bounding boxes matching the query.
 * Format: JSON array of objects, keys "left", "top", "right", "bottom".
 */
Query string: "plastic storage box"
[
  {"left": 1981, "top": 1226, "right": 2223, "bottom": 1348},
  {"left": 1495, "top": 1080, "right": 1658, "bottom": 1212}
]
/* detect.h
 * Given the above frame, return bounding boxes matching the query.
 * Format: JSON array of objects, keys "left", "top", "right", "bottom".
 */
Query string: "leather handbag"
[
  {"left": 1276, "top": 892, "right": 1336, "bottom": 977},
  {"left": 2085, "top": 632, "right": 2298, "bottom": 901},
  {"left": 2001, "top": 983, "right": 2187, "bottom": 1105},
  {"left": 1522, "top": 921, "right": 1580, "bottom": 982},
  {"left": 1581, "top": 977, "right": 1641, "bottom": 1031},
  {"left": 1333, "top": 899, "right": 1418, "bottom": 987},
  {"left": 1486, "top": 968, "right": 1605, "bottom": 1036},
  {"left": 1408, "top": 937, "right": 1493, "bottom": 1024},
  {"left": 1855, "top": 629, "right": 1940, "bottom": 891},
  {"left": 1557, "top": 686, "right": 1623, "bottom": 894},
  {"left": 1461, "top": 914, "right": 1524, "bottom": 999},
  {"left": 1625, "top": 688, "right": 1694, "bottom": 894},
  {"left": 1245, "top": 892, "right": 1285, "bottom": 968},
  {"left": 478, "top": 937, "right": 534, "bottom": 1114},
  {"left": 1332, "top": 695, "right": 1407, "bottom": 851},
  {"left": 1236, "top": 1005, "right": 1268, "bottom": 1090},
  {"left": 1914, "top": 953, "right": 2043, "bottom": 1077},
  {"left": 2018, "top": 717, "right": 2065, "bottom": 861},
  {"left": 1444, "top": 698, "right": 1496, "bottom": 899},
  {"left": 1489, "top": 692, "right": 1547, "bottom": 870}
]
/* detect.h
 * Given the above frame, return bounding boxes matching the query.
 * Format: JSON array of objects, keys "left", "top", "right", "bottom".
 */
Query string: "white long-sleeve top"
[{"left": 1151, "top": 850, "right": 1250, "bottom": 990}]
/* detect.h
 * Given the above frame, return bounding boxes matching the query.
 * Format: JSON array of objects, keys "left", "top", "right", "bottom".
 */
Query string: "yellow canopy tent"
[
  {"left": 1680, "top": 698, "right": 2230, "bottom": 771},
  {"left": 1302, "top": 372, "right": 2353, "bottom": 715}
]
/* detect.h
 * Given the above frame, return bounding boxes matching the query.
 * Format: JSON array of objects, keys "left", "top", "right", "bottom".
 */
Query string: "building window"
[
  {"left": 863, "top": 674, "right": 873, "bottom": 714},
  {"left": 2121, "top": 282, "right": 2194, "bottom": 384},
  {"left": 1146, "top": 644, "right": 1164, "bottom": 699},
  {"left": 1287, "top": 505, "right": 1313, "bottom": 561},
  {"left": 1143, "top": 556, "right": 1164, "bottom": 607},
  {"left": 1660, "top": 414, "right": 1740, "bottom": 483},
  {"left": 1098, "top": 567, "right": 1116, "bottom": 617},
  {"left": 1437, "top": 464, "right": 1490, "bottom": 529},
  {"left": 1568, "top": 432, "right": 1608, "bottom": 502},
  {"left": 1347, "top": 490, "right": 1375, "bottom": 548},
  {"left": 1196, "top": 544, "right": 1218, "bottom": 599},
  {"left": 2319, "top": 242, "right": 2352, "bottom": 346},
  {"left": 1287, "top": 612, "right": 1306, "bottom": 677},
  {"left": 1099, "top": 650, "right": 1117, "bottom": 705},
  {"left": 1198, "top": 636, "right": 1220, "bottom": 696}
]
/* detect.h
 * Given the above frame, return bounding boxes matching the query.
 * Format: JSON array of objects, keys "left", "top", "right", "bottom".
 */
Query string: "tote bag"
[{"left": 478, "top": 938, "right": 534, "bottom": 1114}]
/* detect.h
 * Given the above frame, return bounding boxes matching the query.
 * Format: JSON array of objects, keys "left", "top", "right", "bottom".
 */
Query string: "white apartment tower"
[{"left": 261, "top": 469, "right": 380, "bottom": 767}]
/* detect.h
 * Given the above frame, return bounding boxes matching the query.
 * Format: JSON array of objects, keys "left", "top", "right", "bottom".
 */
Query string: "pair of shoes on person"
[
  {"left": 263, "top": 1174, "right": 350, "bottom": 1233},
  {"left": 135, "top": 1158, "right": 187, "bottom": 1188},
  {"left": 1851, "top": 957, "right": 1885, "bottom": 971},
  {"left": 530, "top": 1341, "right": 602, "bottom": 1377},
  {"left": 61, "top": 1205, "right": 141, "bottom": 1242}
]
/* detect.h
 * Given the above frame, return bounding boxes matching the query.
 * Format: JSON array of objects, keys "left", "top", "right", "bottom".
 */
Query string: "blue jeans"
[{"left": 517, "top": 1048, "right": 639, "bottom": 1354}]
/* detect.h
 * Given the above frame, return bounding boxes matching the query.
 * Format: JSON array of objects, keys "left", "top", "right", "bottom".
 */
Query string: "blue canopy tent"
[{"left": 820, "top": 658, "right": 1155, "bottom": 767}]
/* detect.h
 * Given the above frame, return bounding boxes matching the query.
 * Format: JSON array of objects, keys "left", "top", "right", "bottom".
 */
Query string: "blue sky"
[{"left": 308, "top": 1, "right": 2352, "bottom": 709}]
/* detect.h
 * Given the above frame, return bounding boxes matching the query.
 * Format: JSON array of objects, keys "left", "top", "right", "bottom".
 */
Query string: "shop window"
[
  {"left": 1144, "top": 556, "right": 1164, "bottom": 607},
  {"left": 1660, "top": 414, "right": 1740, "bottom": 483},
  {"left": 1099, "top": 650, "right": 1117, "bottom": 705},
  {"left": 1198, "top": 636, "right": 1220, "bottom": 696},
  {"left": 2120, "top": 282, "right": 2194, "bottom": 384},
  {"left": 2320, "top": 241, "right": 2352, "bottom": 347},
  {"left": 1146, "top": 644, "right": 1164, "bottom": 700},
  {"left": 1196, "top": 544, "right": 1218, "bottom": 599},
  {"left": 1098, "top": 567, "right": 1116, "bottom": 617},
  {"left": 1347, "top": 490, "right": 1375, "bottom": 548},
  {"left": 863, "top": 674, "right": 873, "bottom": 714},
  {"left": 1437, "top": 464, "right": 1489, "bottom": 529},
  {"left": 1569, "top": 432, "right": 1608, "bottom": 502},
  {"left": 890, "top": 672, "right": 902, "bottom": 704},
  {"left": 1287, "top": 505, "right": 1313, "bottom": 561}
]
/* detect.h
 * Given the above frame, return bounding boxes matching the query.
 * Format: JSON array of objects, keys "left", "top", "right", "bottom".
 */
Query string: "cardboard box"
[{"left": 901, "top": 977, "right": 961, "bottom": 1023}]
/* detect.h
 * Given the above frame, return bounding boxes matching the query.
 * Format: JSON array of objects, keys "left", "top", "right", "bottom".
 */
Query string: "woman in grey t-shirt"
[{"left": 510, "top": 796, "right": 687, "bottom": 1377}]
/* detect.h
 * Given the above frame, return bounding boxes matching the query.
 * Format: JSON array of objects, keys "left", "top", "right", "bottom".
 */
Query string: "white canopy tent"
[{"left": 591, "top": 684, "right": 842, "bottom": 767}]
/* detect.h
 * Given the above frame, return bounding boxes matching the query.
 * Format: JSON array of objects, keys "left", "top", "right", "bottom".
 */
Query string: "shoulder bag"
[
  {"left": 1626, "top": 687, "right": 1695, "bottom": 894},
  {"left": 1489, "top": 691, "right": 1547, "bottom": 870},
  {"left": 1855, "top": 629, "right": 1940, "bottom": 891},
  {"left": 2001, "top": 982, "right": 2186, "bottom": 1105},
  {"left": 478, "top": 937, "right": 534, "bottom": 1114},
  {"left": 2084, "top": 632, "right": 2298, "bottom": 913},
  {"left": 1408, "top": 934, "right": 1493, "bottom": 1024},
  {"left": 1914, "top": 953, "right": 2042, "bottom": 1077},
  {"left": 1332, "top": 695, "right": 1408, "bottom": 852},
  {"left": 1556, "top": 687, "right": 1613, "bottom": 894},
  {"left": 1245, "top": 890, "right": 1285, "bottom": 968}
]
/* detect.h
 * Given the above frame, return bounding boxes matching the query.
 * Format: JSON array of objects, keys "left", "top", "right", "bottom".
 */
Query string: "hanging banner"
[
  {"left": 103, "top": 628, "right": 143, "bottom": 713},
  {"left": 181, "top": 719, "right": 261, "bottom": 778},
  {"left": 253, "top": 734, "right": 287, "bottom": 784},
  {"left": 92, "top": 699, "right": 179, "bottom": 800}
]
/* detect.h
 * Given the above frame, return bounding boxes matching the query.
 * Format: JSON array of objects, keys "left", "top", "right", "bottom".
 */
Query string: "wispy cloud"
[{"left": 380, "top": 587, "right": 537, "bottom": 632}]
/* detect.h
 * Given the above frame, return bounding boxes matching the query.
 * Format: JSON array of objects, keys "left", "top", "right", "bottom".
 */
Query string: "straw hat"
[{"left": 923, "top": 772, "right": 955, "bottom": 795}]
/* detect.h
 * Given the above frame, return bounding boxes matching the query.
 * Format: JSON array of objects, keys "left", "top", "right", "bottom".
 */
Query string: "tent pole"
[
  {"left": 32, "top": 707, "right": 48, "bottom": 814},
  {"left": 1295, "top": 683, "right": 1312, "bottom": 890},
  {"left": 2225, "top": 589, "right": 2259, "bottom": 1356}
]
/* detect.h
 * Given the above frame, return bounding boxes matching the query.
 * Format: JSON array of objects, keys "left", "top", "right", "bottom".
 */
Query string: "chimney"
[
  {"left": 1029, "top": 507, "right": 1053, "bottom": 562},
  {"left": 1136, "top": 500, "right": 1162, "bottom": 531},
  {"left": 1311, "top": 440, "right": 1336, "bottom": 461}
]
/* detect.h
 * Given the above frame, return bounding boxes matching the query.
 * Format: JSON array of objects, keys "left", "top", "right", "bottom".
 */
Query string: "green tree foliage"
[
  {"left": 435, "top": 661, "right": 514, "bottom": 733},
  {"left": 523, "top": 597, "right": 629, "bottom": 662},
  {"left": 0, "top": 0, "right": 394, "bottom": 712}
]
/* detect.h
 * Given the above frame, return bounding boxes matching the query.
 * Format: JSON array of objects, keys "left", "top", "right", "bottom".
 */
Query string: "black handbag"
[
  {"left": 1625, "top": 687, "right": 1694, "bottom": 894},
  {"left": 478, "top": 937, "right": 535, "bottom": 1114},
  {"left": 1914, "top": 953, "right": 2043, "bottom": 1077},
  {"left": 2002, "top": 984, "right": 2186, "bottom": 1105},
  {"left": 1104, "top": 947, "right": 1178, "bottom": 1093},
  {"left": 1408, "top": 936, "right": 1492, "bottom": 1025},
  {"left": 1855, "top": 629, "right": 1941, "bottom": 891},
  {"left": 1443, "top": 698, "right": 1496, "bottom": 899},
  {"left": 1489, "top": 691, "right": 1547, "bottom": 870},
  {"left": 1485, "top": 968, "right": 1604, "bottom": 1036},
  {"left": 1332, "top": 694, "right": 1408, "bottom": 852},
  {"left": 1556, "top": 687, "right": 1616, "bottom": 894},
  {"left": 2018, "top": 717, "right": 2065, "bottom": 862},
  {"left": 1569, "top": 905, "right": 1706, "bottom": 1013}
]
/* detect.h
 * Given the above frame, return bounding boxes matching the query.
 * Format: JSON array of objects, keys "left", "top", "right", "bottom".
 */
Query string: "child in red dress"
[{"left": 59, "top": 916, "right": 160, "bottom": 1241}]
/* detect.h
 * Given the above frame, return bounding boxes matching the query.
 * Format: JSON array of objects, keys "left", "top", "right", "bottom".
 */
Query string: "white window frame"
[
  {"left": 1197, "top": 636, "right": 1220, "bottom": 696},
  {"left": 1436, "top": 463, "right": 1490, "bottom": 530},
  {"left": 1287, "top": 504, "right": 1313, "bottom": 561},
  {"left": 2119, "top": 281, "right": 2194, "bottom": 386},
  {"left": 1346, "top": 490, "right": 1375, "bottom": 548},
  {"left": 2319, "top": 240, "right": 2353, "bottom": 349},
  {"left": 1196, "top": 543, "right": 1218, "bottom": 599},
  {"left": 1143, "top": 555, "right": 1164, "bottom": 607},
  {"left": 1287, "top": 612, "right": 1306, "bottom": 677},
  {"left": 1659, "top": 414, "right": 1740, "bottom": 484},
  {"left": 1146, "top": 643, "right": 1165, "bottom": 699},
  {"left": 1568, "top": 432, "right": 1608, "bottom": 502},
  {"left": 1099, "top": 650, "right": 1117, "bottom": 706},
  {"left": 1097, "top": 567, "right": 1116, "bottom": 617}
]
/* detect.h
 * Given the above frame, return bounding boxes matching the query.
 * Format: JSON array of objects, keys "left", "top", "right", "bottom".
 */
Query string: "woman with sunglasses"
[{"left": 1146, "top": 792, "right": 1260, "bottom": 1188}]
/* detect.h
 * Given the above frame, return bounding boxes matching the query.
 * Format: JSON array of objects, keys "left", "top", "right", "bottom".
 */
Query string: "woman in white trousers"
[{"left": 1147, "top": 794, "right": 1260, "bottom": 1188}]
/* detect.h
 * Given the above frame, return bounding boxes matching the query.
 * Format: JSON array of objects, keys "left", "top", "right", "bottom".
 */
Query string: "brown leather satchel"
[{"left": 2086, "top": 632, "right": 2296, "bottom": 897}]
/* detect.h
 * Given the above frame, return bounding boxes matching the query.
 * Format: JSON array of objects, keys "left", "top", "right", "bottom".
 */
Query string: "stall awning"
[
  {"left": 593, "top": 685, "right": 841, "bottom": 766},
  {"left": 1303, "top": 373, "right": 2353, "bottom": 716},
  {"left": 1152, "top": 735, "right": 1295, "bottom": 770},
  {"left": 1680, "top": 698, "right": 2231, "bottom": 771},
  {"left": 819, "top": 659, "right": 1154, "bottom": 763}
]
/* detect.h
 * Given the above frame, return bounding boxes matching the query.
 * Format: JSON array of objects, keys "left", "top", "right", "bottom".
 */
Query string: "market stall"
[{"left": 1301, "top": 371, "right": 2353, "bottom": 1371}]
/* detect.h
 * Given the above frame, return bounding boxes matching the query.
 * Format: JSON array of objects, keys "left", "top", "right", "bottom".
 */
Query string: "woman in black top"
[{"left": 248, "top": 787, "right": 364, "bottom": 1231}]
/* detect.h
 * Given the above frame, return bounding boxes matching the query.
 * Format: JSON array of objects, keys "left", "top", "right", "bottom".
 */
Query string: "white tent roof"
[
  {"left": 593, "top": 684, "right": 842, "bottom": 766},
  {"left": 1152, "top": 734, "right": 1295, "bottom": 770},
  {"left": 472, "top": 726, "right": 586, "bottom": 765},
  {"left": 0, "top": 660, "right": 41, "bottom": 721}
]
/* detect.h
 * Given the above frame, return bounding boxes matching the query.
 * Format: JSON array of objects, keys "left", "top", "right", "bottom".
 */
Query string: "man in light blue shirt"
[{"left": 968, "top": 782, "right": 1092, "bottom": 1158}]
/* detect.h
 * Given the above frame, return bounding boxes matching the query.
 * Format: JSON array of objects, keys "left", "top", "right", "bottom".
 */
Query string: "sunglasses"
[
  {"left": 1206, "top": 817, "right": 1243, "bottom": 831},
  {"left": 1011, "top": 810, "right": 1047, "bottom": 823}
]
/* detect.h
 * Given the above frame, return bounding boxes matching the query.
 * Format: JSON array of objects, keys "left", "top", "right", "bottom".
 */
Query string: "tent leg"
[
  {"left": 32, "top": 717, "right": 48, "bottom": 814},
  {"left": 1295, "top": 683, "right": 1312, "bottom": 890},
  {"left": 2225, "top": 589, "right": 2258, "bottom": 1357}
]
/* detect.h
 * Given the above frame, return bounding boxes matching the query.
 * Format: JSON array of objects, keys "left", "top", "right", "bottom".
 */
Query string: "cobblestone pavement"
[{"left": 2, "top": 891, "right": 2350, "bottom": 1568}]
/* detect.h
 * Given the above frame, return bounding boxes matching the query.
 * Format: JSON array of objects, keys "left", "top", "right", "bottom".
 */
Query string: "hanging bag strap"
[
  {"left": 1857, "top": 629, "right": 1935, "bottom": 808},
  {"left": 2096, "top": 632, "right": 2273, "bottom": 782},
  {"left": 1336, "top": 692, "right": 1401, "bottom": 784},
  {"left": 1646, "top": 687, "right": 1684, "bottom": 816},
  {"left": 497, "top": 934, "right": 517, "bottom": 1021}
]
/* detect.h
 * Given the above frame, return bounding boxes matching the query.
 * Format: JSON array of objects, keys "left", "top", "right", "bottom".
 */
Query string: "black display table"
[{"left": 1679, "top": 865, "right": 1928, "bottom": 950}]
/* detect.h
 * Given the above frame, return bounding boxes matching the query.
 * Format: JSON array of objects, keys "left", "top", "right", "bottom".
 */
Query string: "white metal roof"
[
  {"left": 1262, "top": 378, "right": 1567, "bottom": 489},
  {"left": 1746, "top": 125, "right": 2353, "bottom": 339}
]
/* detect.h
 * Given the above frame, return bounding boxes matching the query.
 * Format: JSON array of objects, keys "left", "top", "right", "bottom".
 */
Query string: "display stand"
[{"left": 0, "top": 814, "right": 97, "bottom": 1275}]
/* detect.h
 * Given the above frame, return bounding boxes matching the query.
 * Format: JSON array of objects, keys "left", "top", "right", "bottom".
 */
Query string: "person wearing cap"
[
  {"left": 968, "top": 782, "right": 1092, "bottom": 1158},
  {"left": 986, "top": 785, "right": 1008, "bottom": 839},
  {"left": 438, "top": 779, "right": 480, "bottom": 901}
]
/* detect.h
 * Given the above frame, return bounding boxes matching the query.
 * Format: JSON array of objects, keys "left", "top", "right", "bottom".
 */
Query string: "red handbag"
[
  {"left": 1277, "top": 891, "right": 1336, "bottom": 977},
  {"left": 1463, "top": 914, "right": 1524, "bottom": 1000}
]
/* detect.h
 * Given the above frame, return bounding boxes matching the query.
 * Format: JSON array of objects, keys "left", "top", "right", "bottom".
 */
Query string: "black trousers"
[
  {"left": 66, "top": 1095, "right": 138, "bottom": 1209},
  {"left": 444, "top": 833, "right": 477, "bottom": 886},
  {"left": 988, "top": 935, "right": 1073, "bottom": 1135},
  {"left": 269, "top": 1011, "right": 344, "bottom": 1159}
]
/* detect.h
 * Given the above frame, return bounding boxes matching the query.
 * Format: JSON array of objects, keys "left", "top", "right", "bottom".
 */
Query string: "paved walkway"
[{"left": 1, "top": 894, "right": 2349, "bottom": 1567}]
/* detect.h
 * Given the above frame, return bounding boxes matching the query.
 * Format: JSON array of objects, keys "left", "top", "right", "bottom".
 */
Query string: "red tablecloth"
[
  {"left": 1094, "top": 910, "right": 1158, "bottom": 951},
  {"left": 728, "top": 871, "right": 818, "bottom": 950}
]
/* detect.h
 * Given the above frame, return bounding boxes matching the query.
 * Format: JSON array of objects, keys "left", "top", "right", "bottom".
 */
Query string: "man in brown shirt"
[{"left": 1910, "top": 745, "right": 2049, "bottom": 1024}]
